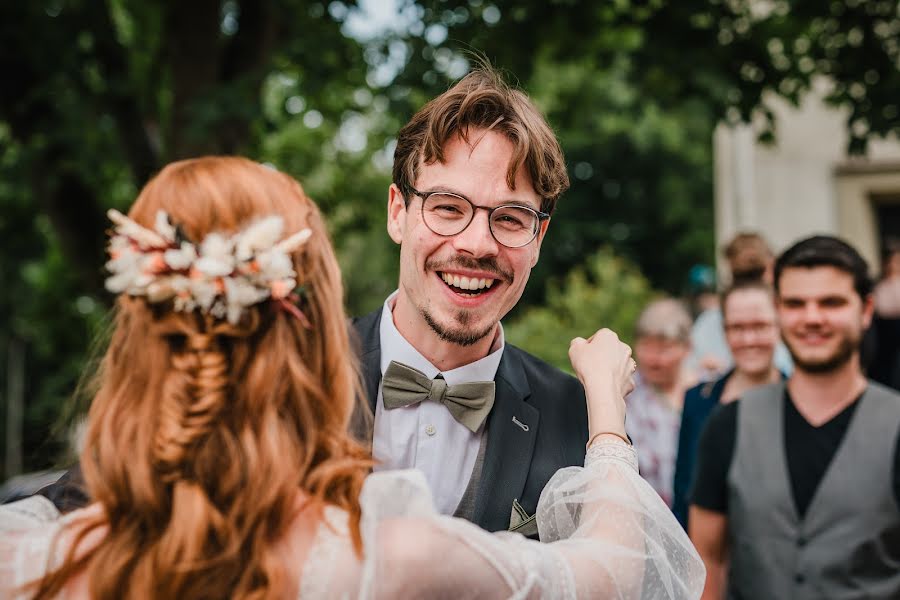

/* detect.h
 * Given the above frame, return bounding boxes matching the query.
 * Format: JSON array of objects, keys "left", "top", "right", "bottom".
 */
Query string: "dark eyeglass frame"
[{"left": 405, "top": 186, "right": 550, "bottom": 248}]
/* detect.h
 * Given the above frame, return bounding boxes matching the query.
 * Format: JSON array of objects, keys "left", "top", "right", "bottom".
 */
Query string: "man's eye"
[
  {"left": 434, "top": 204, "right": 464, "bottom": 215},
  {"left": 495, "top": 214, "right": 524, "bottom": 226},
  {"left": 493, "top": 209, "right": 532, "bottom": 230},
  {"left": 821, "top": 297, "right": 847, "bottom": 308}
]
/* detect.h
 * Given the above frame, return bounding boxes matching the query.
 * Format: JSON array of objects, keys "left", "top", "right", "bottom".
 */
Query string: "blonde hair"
[
  {"left": 33, "top": 157, "right": 372, "bottom": 600},
  {"left": 634, "top": 298, "right": 692, "bottom": 343}
]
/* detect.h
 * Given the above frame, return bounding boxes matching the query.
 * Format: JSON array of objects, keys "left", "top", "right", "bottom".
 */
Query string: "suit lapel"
[
  {"left": 472, "top": 348, "right": 539, "bottom": 532},
  {"left": 350, "top": 309, "right": 382, "bottom": 439},
  {"left": 351, "top": 309, "right": 540, "bottom": 531}
]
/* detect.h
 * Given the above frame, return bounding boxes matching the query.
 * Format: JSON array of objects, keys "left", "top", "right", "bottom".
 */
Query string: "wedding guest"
[
  {"left": 688, "top": 231, "right": 792, "bottom": 378},
  {"left": 672, "top": 279, "right": 783, "bottom": 528},
  {"left": 626, "top": 298, "right": 694, "bottom": 506},
  {"left": 38, "top": 65, "right": 590, "bottom": 537},
  {"left": 690, "top": 235, "right": 900, "bottom": 600},
  {"left": 0, "top": 156, "right": 704, "bottom": 599},
  {"left": 869, "top": 238, "right": 900, "bottom": 389}
]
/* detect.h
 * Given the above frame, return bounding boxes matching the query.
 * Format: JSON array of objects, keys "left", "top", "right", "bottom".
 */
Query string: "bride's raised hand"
[{"left": 569, "top": 329, "right": 634, "bottom": 440}]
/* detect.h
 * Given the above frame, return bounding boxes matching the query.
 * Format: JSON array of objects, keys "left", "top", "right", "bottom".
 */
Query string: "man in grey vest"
[{"left": 689, "top": 235, "right": 900, "bottom": 600}]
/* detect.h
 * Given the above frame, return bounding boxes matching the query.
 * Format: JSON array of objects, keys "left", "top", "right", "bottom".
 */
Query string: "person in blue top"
[{"left": 672, "top": 279, "right": 784, "bottom": 527}]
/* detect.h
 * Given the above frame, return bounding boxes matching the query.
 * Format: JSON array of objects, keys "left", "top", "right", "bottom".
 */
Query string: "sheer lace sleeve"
[
  {"left": 0, "top": 497, "right": 63, "bottom": 599},
  {"left": 1, "top": 447, "right": 704, "bottom": 600},
  {"left": 357, "top": 443, "right": 705, "bottom": 599}
]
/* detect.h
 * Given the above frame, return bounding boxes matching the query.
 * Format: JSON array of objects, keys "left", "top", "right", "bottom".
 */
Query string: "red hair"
[{"left": 34, "top": 157, "right": 372, "bottom": 599}]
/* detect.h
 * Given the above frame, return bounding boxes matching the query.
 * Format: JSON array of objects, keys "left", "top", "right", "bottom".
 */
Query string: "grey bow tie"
[{"left": 381, "top": 361, "right": 495, "bottom": 432}]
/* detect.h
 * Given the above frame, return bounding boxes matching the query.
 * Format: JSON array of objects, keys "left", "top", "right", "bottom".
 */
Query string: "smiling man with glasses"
[
  {"left": 35, "top": 65, "right": 600, "bottom": 540},
  {"left": 406, "top": 185, "right": 550, "bottom": 250},
  {"left": 346, "top": 64, "right": 600, "bottom": 537}
]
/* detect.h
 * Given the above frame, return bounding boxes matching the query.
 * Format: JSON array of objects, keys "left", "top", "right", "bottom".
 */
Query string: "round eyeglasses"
[{"left": 406, "top": 186, "right": 550, "bottom": 248}]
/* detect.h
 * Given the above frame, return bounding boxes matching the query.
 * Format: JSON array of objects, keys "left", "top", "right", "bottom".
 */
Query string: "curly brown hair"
[{"left": 392, "top": 64, "right": 569, "bottom": 215}]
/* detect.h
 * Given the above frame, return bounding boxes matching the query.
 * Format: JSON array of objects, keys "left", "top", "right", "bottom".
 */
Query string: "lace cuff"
[{"left": 585, "top": 441, "right": 638, "bottom": 472}]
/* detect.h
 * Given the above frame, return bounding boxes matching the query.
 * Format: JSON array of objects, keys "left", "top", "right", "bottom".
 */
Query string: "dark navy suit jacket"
[
  {"left": 351, "top": 309, "right": 588, "bottom": 532},
  {"left": 672, "top": 371, "right": 733, "bottom": 528}
]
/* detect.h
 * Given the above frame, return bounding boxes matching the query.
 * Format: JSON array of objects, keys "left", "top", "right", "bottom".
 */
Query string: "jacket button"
[
  {"left": 797, "top": 536, "right": 806, "bottom": 547},
  {"left": 794, "top": 573, "right": 806, "bottom": 584}
]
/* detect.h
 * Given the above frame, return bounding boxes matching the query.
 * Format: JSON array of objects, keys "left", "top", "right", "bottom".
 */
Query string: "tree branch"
[
  {"left": 163, "top": 0, "right": 223, "bottom": 159},
  {"left": 87, "top": 0, "right": 160, "bottom": 184}
]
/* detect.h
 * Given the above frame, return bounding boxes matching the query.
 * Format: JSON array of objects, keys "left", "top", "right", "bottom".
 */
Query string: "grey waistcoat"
[{"left": 726, "top": 382, "right": 900, "bottom": 600}]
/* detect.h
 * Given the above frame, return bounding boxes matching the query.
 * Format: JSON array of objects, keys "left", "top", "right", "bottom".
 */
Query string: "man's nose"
[
  {"left": 801, "top": 303, "right": 825, "bottom": 323},
  {"left": 452, "top": 210, "right": 500, "bottom": 257}
]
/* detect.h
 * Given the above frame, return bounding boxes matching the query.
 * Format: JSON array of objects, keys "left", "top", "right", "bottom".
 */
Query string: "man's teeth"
[{"left": 440, "top": 273, "right": 495, "bottom": 290}]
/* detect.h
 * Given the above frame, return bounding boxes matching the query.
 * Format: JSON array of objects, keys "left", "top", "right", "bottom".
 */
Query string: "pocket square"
[{"left": 508, "top": 498, "right": 538, "bottom": 537}]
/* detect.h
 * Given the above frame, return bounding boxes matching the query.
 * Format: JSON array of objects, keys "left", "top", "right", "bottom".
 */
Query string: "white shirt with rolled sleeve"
[{"left": 372, "top": 291, "right": 504, "bottom": 515}]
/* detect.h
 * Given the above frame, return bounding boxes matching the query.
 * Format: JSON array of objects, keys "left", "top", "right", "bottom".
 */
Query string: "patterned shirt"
[{"left": 625, "top": 374, "right": 682, "bottom": 506}]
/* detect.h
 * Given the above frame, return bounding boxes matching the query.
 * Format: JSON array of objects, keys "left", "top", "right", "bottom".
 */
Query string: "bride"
[{"left": 0, "top": 157, "right": 703, "bottom": 599}]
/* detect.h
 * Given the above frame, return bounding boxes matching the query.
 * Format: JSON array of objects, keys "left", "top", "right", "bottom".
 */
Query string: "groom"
[
  {"left": 40, "top": 66, "right": 589, "bottom": 537},
  {"left": 349, "top": 65, "right": 587, "bottom": 536}
]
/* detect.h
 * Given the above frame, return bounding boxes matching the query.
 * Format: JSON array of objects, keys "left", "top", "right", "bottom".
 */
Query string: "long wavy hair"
[{"left": 33, "top": 156, "right": 372, "bottom": 599}]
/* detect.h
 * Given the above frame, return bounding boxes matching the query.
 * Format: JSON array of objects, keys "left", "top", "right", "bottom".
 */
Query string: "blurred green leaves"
[
  {"left": 506, "top": 248, "right": 656, "bottom": 372},
  {"left": 1, "top": 0, "right": 897, "bottom": 475}
]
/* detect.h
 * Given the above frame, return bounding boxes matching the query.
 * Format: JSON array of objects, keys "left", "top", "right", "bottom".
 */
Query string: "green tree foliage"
[
  {"left": 378, "top": 0, "right": 899, "bottom": 296},
  {"left": 1, "top": 0, "right": 897, "bottom": 475},
  {"left": 505, "top": 248, "right": 657, "bottom": 372}
]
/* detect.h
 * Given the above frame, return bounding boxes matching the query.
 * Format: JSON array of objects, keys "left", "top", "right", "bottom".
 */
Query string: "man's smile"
[{"left": 438, "top": 271, "right": 497, "bottom": 297}]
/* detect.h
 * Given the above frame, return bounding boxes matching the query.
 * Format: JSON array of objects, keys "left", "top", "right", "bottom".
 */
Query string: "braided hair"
[{"left": 33, "top": 157, "right": 372, "bottom": 600}]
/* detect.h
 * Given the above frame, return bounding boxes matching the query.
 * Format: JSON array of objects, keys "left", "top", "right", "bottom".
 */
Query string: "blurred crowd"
[{"left": 626, "top": 232, "right": 900, "bottom": 598}]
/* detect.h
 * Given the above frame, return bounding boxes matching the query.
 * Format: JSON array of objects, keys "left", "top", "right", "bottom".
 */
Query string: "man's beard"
[
  {"left": 418, "top": 254, "right": 512, "bottom": 347},
  {"left": 784, "top": 330, "right": 859, "bottom": 374},
  {"left": 422, "top": 307, "right": 495, "bottom": 347}
]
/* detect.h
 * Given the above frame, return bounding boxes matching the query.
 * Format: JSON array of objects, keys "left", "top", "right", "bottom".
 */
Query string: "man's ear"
[
  {"left": 387, "top": 184, "right": 407, "bottom": 245},
  {"left": 531, "top": 217, "right": 550, "bottom": 267},
  {"left": 862, "top": 293, "right": 875, "bottom": 330}
]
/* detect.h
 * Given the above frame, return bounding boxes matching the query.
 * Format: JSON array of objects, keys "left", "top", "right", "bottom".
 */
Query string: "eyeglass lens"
[{"left": 422, "top": 193, "right": 539, "bottom": 247}]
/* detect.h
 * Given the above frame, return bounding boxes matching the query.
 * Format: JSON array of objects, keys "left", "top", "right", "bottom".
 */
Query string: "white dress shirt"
[{"left": 372, "top": 291, "right": 504, "bottom": 515}]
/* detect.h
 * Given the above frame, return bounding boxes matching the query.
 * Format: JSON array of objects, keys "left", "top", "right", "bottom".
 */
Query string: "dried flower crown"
[{"left": 105, "top": 209, "right": 312, "bottom": 325}]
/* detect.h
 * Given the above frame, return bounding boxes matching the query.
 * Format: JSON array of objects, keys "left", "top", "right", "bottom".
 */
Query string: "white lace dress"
[{"left": 0, "top": 443, "right": 705, "bottom": 599}]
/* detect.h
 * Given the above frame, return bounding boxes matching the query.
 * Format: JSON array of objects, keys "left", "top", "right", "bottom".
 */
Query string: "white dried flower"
[
  {"left": 104, "top": 210, "right": 312, "bottom": 324},
  {"left": 154, "top": 211, "right": 176, "bottom": 243},
  {"left": 276, "top": 228, "right": 312, "bottom": 253},
  {"left": 223, "top": 277, "right": 269, "bottom": 324},
  {"left": 107, "top": 209, "right": 169, "bottom": 249},
  {"left": 190, "top": 279, "right": 219, "bottom": 312},
  {"left": 255, "top": 249, "right": 295, "bottom": 281},
  {"left": 235, "top": 216, "right": 284, "bottom": 262},
  {"left": 164, "top": 242, "right": 197, "bottom": 270}
]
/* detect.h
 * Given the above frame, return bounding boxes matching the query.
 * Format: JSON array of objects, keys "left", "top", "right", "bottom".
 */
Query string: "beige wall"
[{"left": 715, "top": 78, "right": 900, "bottom": 274}]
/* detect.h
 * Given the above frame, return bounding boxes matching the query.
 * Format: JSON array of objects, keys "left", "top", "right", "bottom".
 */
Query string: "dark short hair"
[
  {"left": 721, "top": 279, "right": 774, "bottom": 319},
  {"left": 392, "top": 65, "right": 569, "bottom": 215},
  {"left": 774, "top": 235, "right": 873, "bottom": 299}
]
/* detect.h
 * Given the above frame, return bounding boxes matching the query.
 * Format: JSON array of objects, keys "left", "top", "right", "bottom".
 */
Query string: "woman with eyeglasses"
[{"left": 672, "top": 279, "right": 785, "bottom": 528}]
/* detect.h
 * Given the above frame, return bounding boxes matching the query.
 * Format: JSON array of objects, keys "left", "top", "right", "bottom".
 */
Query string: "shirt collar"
[{"left": 379, "top": 290, "right": 504, "bottom": 384}]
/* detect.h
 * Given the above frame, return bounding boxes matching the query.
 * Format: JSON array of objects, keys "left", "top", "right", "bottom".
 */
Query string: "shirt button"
[
  {"left": 425, "top": 424, "right": 436, "bottom": 436},
  {"left": 797, "top": 536, "right": 807, "bottom": 547}
]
